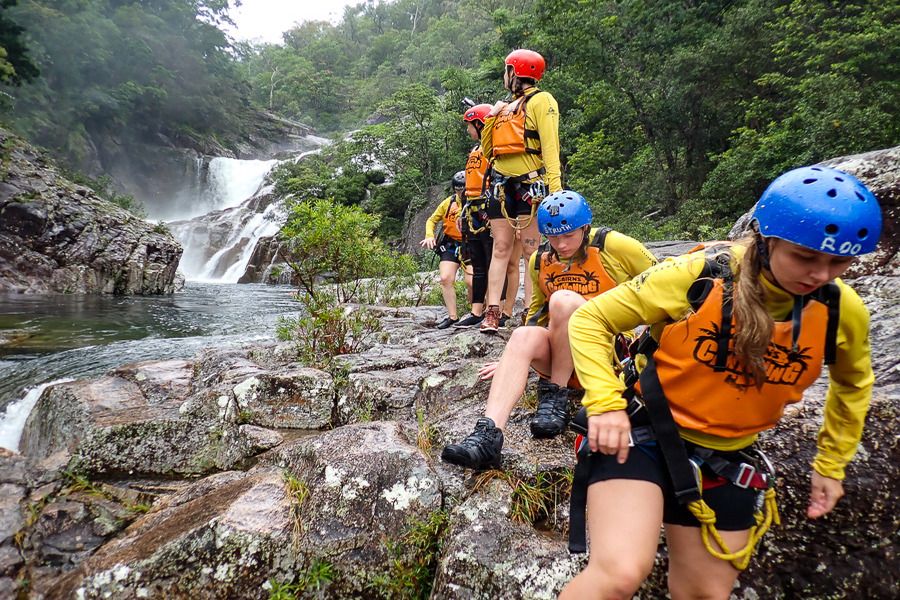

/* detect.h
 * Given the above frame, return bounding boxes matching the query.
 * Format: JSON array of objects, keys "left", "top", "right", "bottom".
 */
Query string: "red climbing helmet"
[
  {"left": 505, "top": 49, "right": 545, "bottom": 81},
  {"left": 463, "top": 103, "right": 492, "bottom": 125}
]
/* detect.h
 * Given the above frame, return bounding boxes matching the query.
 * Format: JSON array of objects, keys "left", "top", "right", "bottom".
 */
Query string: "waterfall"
[
  {"left": 169, "top": 134, "right": 329, "bottom": 284},
  {"left": 0, "top": 378, "right": 74, "bottom": 452}
]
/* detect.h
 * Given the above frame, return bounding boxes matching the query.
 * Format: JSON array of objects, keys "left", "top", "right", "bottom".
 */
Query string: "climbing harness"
[{"left": 568, "top": 245, "right": 841, "bottom": 570}]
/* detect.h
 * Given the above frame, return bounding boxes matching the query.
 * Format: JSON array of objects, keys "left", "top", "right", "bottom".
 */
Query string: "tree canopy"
[{"left": 2, "top": 0, "right": 897, "bottom": 240}]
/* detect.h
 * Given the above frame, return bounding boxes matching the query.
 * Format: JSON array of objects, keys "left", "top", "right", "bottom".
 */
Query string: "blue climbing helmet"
[
  {"left": 537, "top": 190, "right": 593, "bottom": 236},
  {"left": 753, "top": 166, "right": 882, "bottom": 256}
]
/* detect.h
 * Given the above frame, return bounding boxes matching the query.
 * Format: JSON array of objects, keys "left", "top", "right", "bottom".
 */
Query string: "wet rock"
[{"left": 0, "top": 128, "right": 182, "bottom": 295}]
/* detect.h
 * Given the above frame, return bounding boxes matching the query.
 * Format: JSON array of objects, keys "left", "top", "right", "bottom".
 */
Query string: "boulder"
[{"left": 0, "top": 128, "right": 182, "bottom": 295}]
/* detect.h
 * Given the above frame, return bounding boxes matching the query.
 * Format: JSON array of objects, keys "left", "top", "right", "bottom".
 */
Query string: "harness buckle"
[
  {"left": 626, "top": 396, "right": 645, "bottom": 418},
  {"left": 734, "top": 463, "right": 757, "bottom": 489}
]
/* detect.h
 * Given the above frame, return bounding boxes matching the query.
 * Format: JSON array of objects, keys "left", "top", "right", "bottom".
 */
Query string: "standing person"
[
  {"left": 441, "top": 191, "right": 656, "bottom": 469},
  {"left": 479, "top": 48, "right": 562, "bottom": 334},
  {"left": 420, "top": 174, "right": 472, "bottom": 329},
  {"left": 561, "top": 166, "right": 882, "bottom": 599},
  {"left": 454, "top": 104, "right": 495, "bottom": 329}
]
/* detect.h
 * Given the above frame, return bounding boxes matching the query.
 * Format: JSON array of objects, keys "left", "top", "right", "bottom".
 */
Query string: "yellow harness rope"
[{"left": 687, "top": 480, "right": 780, "bottom": 571}]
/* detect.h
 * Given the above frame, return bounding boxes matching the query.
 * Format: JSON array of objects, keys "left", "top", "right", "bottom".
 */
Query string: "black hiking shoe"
[
  {"left": 441, "top": 417, "right": 504, "bottom": 469},
  {"left": 453, "top": 313, "right": 484, "bottom": 328},
  {"left": 530, "top": 380, "right": 572, "bottom": 438},
  {"left": 436, "top": 316, "right": 459, "bottom": 329}
]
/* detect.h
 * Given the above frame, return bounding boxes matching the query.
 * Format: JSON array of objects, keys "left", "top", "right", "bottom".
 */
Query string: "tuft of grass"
[
  {"left": 472, "top": 468, "right": 574, "bottom": 527},
  {"left": 369, "top": 510, "right": 449, "bottom": 599},
  {"left": 283, "top": 470, "right": 310, "bottom": 551},
  {"left": 415, "top": 408, "right": 437, "bottom": 455},
  {"left": 267, "top": 558, "right": 335, "bottom": 599}
]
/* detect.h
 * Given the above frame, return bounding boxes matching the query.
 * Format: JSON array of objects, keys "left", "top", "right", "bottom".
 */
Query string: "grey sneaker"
[{"left": 441, "top": 417, "right": 504, "bottom": 469}]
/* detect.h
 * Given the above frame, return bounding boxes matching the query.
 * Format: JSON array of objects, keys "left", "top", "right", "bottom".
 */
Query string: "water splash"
[{"left": 0, "top": 378, "right": 74, "bottom": 452}]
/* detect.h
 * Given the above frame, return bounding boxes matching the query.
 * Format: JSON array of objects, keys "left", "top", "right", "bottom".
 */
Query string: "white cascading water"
[
  {"left": 0, "top": 379, "right": 74, "bottom": 451},
  {"left": 169, "top": 134, "right": 328, "bottom": 283}
]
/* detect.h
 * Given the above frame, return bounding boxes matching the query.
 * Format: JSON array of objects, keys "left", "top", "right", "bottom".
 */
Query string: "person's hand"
[
  {"left": 478, "top": 361, "right": 499, "bottom": 380},
  {"left": 587, "top": 410, "right": 631, "bottom": 464},
  {"left": 420, "top": 237, "right": 436, "bottom": 249},
  {"left": 488, "top": 100, "right": 508, "bottom": 117},
  {"left": 807, "top": 471, "right": 844, "bottom": 518}
]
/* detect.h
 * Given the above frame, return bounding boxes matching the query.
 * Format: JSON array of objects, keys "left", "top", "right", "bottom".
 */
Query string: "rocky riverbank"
[{"left": 0, "top": 129, "right": 182, "bottom": 294}]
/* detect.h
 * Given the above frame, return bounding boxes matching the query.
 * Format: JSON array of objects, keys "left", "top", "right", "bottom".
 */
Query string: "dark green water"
[{"left": 0, "top": 282, "right": 300, "bottom": 411}]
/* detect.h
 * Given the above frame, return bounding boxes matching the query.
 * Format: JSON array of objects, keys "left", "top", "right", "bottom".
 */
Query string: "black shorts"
[
  {"left": 436, "top": 239, "right": 462, "bottom": 263},
  {"left": 585, "top": 441, "right": 760, "bottom": 531},
  {"left": 485, "top": 178, "right": 539, "bottom": 220}
]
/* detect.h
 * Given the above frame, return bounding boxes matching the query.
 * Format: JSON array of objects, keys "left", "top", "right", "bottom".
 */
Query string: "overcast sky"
[{"left": 228, "top": 0, "right": 360, "bottom": 44}]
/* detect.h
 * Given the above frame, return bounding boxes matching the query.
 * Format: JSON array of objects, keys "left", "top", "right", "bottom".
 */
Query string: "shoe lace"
[{"left": 535, "top": 391, "right": 569, "bottom": 421}]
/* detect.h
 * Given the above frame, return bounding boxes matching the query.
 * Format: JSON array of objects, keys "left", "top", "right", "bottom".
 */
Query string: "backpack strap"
[
  {"left": 686, "top": 249, "right": 734, "bottom": 372},
  {"left": 590, "top": 227, "right": 612, "bottom": 251},
  {"left": 810, "top": 282, "right": 841, "bottom": 365}
]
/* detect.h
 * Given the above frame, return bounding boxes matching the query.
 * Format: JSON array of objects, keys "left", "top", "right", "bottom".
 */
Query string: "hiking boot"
[
  {"left": 498, "top": 313, "right": 512, "bottom": 327},
  {"left": 530, "top": 380, "right": 572, "bottom": 438},
  {"left": 441, "top": 417, "right": 504, "bottom": 469},
  {"left": 436, "top": 316, "right": 459, "bottom": 329},
  {"left": 479, "top": 305, "right": 502, "bottom": 334},
  {"left": 453, "top": 312, "right": 484, "bottom": 328}
]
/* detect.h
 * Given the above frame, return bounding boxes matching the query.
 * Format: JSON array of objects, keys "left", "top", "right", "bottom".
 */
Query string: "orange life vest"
[
  {"left": 442, "top": 198, "right": 462, "bottom": 241},
  {"left": 648, "top": 279, "right": 829, "bottom": 438},
  {"left": 537, "top": 246, "right": 618, "bottom": 302},
  {"left": 465, "top": 146, "right": 489, "bottom": 199},
  {"left": 490, "top": 91, "right": 544, "bottom": 157}
]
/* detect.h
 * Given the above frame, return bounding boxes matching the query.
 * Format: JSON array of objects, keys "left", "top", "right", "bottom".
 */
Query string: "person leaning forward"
[
  {"left": 479, "top": 48, "right": 562, "bottom": 334},
  {"left": 440, "top": 191, "right": 656, "bottom": 471},
  {"left": 560, "top": 166, "right": 882, "bottom": 600}
]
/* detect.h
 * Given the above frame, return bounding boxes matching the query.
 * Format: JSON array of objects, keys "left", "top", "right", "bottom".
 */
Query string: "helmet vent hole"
[
  {"left": 827, "top": 188, "right": 837, "bottom": 198},
  {"left": 561, "top": 220, "right": 568, "bottom": 225},
  {"left": 811, "top": 167, "right": 823, "bottom": 171},
  {"left": 835, "top": 177, "right": 844, "bottom": 182},
  {"left": 855, "top": 191, "right": 865, "bottom": 201},
  {"left": 825, "top": 224, "right": 839, "bottom": 235},
  {"left": 803, "top": 178, "right": 817, "bottom": 184},
  {"left": 858, "top": 228, "right": 869, "bottom": 240}
]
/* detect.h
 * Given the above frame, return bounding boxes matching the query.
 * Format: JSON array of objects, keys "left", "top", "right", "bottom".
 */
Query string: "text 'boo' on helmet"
[
  {"left": 463, "top": 103, "right": 492, "bottom": 125},
  {"left": 505, "top": 49, "right": 545, "bottom": 81},
  {"left": 752, "top": 165, "right": 882, "bottom": 256},
  {"left": 452, "top": 171, "right": 466, "bottom": 189},
  {"left": 537, "top": 191, "right": 592, "bottom": 236}
]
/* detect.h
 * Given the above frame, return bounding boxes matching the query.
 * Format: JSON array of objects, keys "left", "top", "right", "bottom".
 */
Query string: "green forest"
[{"left": 1, "top": 0, "right": 897, "bottom": 240}]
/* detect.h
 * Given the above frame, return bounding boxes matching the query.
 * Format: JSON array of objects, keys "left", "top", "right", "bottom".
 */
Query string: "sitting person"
[
  {"left": 420, "top": 172, "right": 473, "bottom": 329},
  {"left": 441, "top": 190, "right": 657, "bottom": 469}
]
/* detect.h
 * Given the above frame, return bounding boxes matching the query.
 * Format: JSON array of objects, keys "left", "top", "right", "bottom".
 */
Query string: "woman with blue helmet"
[
  {"left": 562, "top": 166, "right": 882, "bottom": 599},
  {"left": 441, "top": 190, "right": 656, "bottom": 470}
]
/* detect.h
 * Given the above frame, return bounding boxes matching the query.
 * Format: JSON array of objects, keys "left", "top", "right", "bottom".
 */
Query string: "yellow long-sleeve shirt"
[
  {"left": 526, "top": 229, "right": 658, "bottom": 326},
  {"left": 569, "top": 246, "right": 874, "bottom": 480},
  {"left": 481, "top": 87, "right": 562, "bottom": 193},
  {"left": 424, "top": 195, "right": 461, "bottom": 240}
]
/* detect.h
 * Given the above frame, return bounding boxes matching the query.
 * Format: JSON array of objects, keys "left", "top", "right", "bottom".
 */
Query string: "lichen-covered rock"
[
  {"left": 0, "top": 128, "right": 182, "bottom": 295},
  {"left": 262, "top": 421, "right": 443, "bottom": 594},
  {"left": 433, "top": 479, "right": 582, "bottom": 599},
  {"left": 230, "top": 367, "right": 334, "bottom": 429},
  {"left": 47, "top": 469, "right": 295, "bottom": 600}
]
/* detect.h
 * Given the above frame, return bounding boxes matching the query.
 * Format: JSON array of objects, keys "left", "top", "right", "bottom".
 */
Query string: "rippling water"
[{"left": 0, "top": 282, "right": 301, "bottom": 415}]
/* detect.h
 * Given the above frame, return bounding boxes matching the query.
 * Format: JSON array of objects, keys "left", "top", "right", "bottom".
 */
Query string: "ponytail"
[{"left": 733, "top": 234, "right": 774, "bottom": 387}]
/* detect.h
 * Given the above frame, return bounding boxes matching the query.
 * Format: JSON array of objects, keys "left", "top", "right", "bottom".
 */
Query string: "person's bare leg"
[
  {"left": 560, "top": 480, "right": 663, "bottom": 600},
  {"left": 483, "top": 326, "right": 552, "bottom": 429},
  {"left": 438, "top": 260, "right": 459, "bottom": 319},
  {"left": 546, "top": 290, "right": 587, "bottom": 384},
  {"left": 486, "top": 219, "right": 515, "bottom": 307},
  {"left": 518, "top": 216, "right": 540, "bottom": 313},
  {"left": 504, "top": 238, "right": 522, "bottom": 316},
  {"left": 666, "top": 524, "right": 747, "bottom": 600}
]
